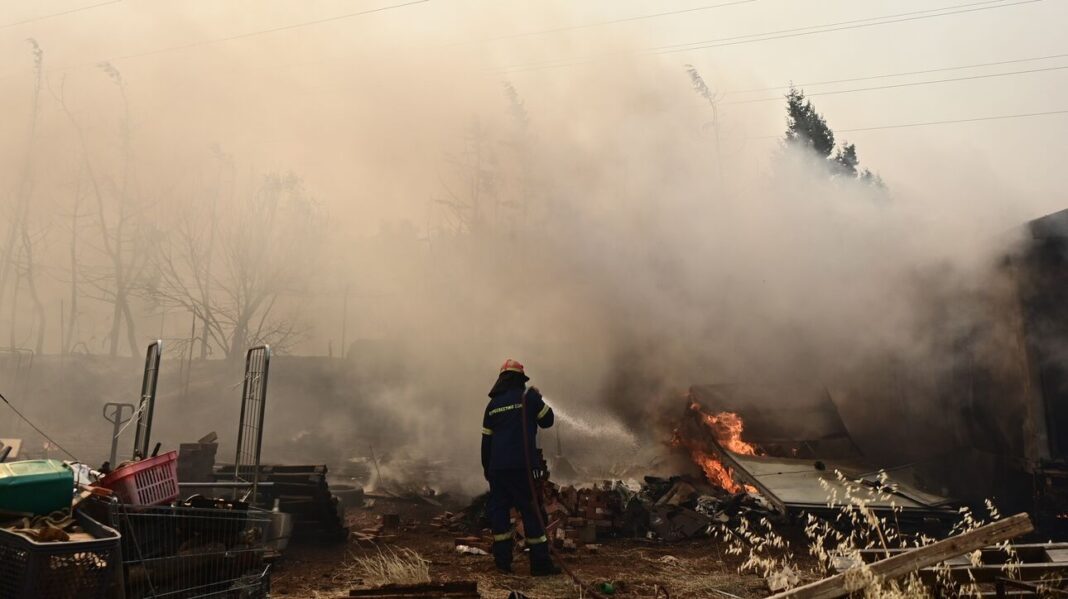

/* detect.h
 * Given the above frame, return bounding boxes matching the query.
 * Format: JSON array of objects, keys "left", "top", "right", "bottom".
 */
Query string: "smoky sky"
[{"left": 0, "top": 1, "right": 1063, "bottom": 489}]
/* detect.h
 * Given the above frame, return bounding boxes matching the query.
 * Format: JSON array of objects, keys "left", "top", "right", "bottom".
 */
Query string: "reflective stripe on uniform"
[
  {"left": 525, "top": 535, "right": 547, "bottom": 545},
  {"left": 482, "top": 427, "right": 493, "bottom": 435},
  {"left": 488, "top": 403, "right": 522, "bottom": 416},
  {"left": 493, "top": 530, "right": 514, "bottom": 542},
  {"left": 537, "top": 404, "right": 551, "bottom": 420}
]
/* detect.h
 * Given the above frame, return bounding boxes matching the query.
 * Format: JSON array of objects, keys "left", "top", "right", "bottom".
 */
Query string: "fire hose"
[
  {"left": 519, "top": 391, "right": 609, "bottom": 599},
  {"left": 519, "top": 395, "right": 674, "bottom": 593}
]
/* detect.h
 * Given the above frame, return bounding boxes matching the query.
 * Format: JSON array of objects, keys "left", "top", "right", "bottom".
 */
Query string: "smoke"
[{"left": 0, "top": 2, "right": 1055, "bottom": 493}]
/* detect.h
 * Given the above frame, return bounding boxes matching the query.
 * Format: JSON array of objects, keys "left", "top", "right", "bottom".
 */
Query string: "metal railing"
[
  {"left": 233, "top": 345, "right": 270, "bottom": 503},
  {"left": 133, "top": 340, "right": 163, "bottom": 460}
]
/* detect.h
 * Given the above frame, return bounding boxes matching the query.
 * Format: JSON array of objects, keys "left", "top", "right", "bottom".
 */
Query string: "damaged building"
[{"left": 670, "top": 207, "right": 1068, "bottom": 535}]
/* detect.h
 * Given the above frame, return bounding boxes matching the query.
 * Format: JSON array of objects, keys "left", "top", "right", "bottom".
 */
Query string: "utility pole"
[{"left": 340, "top": 284, "right": 349, "bottom": 359}]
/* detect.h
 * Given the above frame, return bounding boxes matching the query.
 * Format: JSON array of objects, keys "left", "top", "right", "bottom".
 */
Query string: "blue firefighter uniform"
[{"left": 480, "top": 360, "right": 560, "bottom": 575}]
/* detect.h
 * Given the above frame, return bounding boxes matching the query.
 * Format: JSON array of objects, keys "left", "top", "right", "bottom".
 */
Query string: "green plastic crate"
[{"left": 0, "top": 460, "right": 73, "bottom": 516}]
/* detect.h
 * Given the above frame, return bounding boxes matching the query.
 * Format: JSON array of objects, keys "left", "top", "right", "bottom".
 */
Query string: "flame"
[
  {"left": 690, "top": 403, "right": 759, "bottom": 456},
  {"left": 690, "top": 447, "right": 742, "bottom": 493},
  {"left": 676, "top": 401, "right": 762, "bottom": 494}
]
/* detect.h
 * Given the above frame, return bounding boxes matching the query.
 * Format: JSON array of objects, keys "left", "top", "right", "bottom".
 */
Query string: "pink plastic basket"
[{"left": 97, "top": 450, "right": 179, "bottom": 506}]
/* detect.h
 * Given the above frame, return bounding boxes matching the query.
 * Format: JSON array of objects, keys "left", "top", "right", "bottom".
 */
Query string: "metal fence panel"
[
  {"left": 133, "top": 340, "right": 163, "bottom": 460},
  {"left": 234, "top": 345, "right": 270, "bottom": 503}
]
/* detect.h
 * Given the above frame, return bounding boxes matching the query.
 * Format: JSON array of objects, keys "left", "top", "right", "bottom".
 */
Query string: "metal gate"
[
  {"left": 233, "top": 345, "right": 270, "bottom": 503},
  {"left": 133, "top": 340, "right": 163, "bottom": 460}
]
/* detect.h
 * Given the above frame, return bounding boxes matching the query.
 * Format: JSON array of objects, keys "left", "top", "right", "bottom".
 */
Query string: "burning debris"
[
  {"left": 675, "top": 400, "right": 760, "bottom": 494},
  {"left": 671, "top": 386, "right": 960, "bottom": 531}
]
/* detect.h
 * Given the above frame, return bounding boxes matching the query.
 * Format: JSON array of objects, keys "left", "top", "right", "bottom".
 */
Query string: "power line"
[
  {"left": 500, "top": 0, "right": 1045, "bottom": 74},
  {"left": 726, "top": 51, "right": 1068, "bottom": 94},
  {"left": 0, "top": 391, "right": 79, "bottom": 460},
  {"left": 480, "top": 0, "right": 760, "bottom": 44},
  {"left": 127, "top": 0, "right": 763, "bottom": 84},
  {"left": 0, "top": 0, "right": 123, "bottom": 30},
  {"left": 89, "top": 0, "right": 741, "bottom": 91},
  {"left": 649, "top": 0, "right": 1033, "bottom": 54},
  {"left": 750, "top": 108, "right": 1068, "bottom": 138},
  {"left": 507, "top": 0, "right": 1018, "bottom": 72},
  {"left": 42, "top": 0, "right": 429, "bottom": 75},
  {"left": 722, "top": 63, "right": 1068, "bottom": 105},
  {"left": 839, "top": 108, "right": 1068, "bottom": 133}
]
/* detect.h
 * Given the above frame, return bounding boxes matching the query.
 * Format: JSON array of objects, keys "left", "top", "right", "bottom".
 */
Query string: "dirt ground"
[{"left": 271, "top": 496, "right": 774, "bottom": 599}]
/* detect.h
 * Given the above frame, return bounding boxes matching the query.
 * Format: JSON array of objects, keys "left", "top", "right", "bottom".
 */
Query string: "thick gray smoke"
[{"left": 0, "top": 3, "right": 1056, "bottom": 494}]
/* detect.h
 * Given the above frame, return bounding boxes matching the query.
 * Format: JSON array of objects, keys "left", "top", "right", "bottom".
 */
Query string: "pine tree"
[
  {"left": 833, "top": 143, "right": 858, "bottom": 176},
  {"left": 785, "top": 88, "right": 835, "bottom": 158},
  {"left": 783, "top": 87, "right": 883, "bottom": 188}
]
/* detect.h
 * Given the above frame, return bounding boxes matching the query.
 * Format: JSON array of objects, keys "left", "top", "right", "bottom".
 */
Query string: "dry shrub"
[
  {"left": 354, "top": 546, "right": 431, "bottom": 587},
  {"left": 717, "top": 471, "right": 1022, "bottom": 598}
]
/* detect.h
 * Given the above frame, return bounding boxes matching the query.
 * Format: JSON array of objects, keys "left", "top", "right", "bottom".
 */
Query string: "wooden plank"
[
  {"left": 343, "top": 589, "right": 478, "bottom": 593},
  {"left": 348, "top": 581, "right": 478, "bottom": 597},
  {"left": 768, "top": 513, "right": 1033, "bottom": 599},
  {"left": 855, "top": 543, "right": 1068, "bottom": 563}
]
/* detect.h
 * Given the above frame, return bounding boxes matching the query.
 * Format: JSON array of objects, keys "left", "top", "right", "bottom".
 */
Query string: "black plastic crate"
[{"left": 0, "top": 510, "right": 122, "bottom": 599}]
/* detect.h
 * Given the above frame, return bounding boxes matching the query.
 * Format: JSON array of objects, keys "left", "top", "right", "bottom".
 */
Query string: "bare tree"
[
  {"left": 147, "top": 171, "right": 322, "bottom": 359},
  {"left": 59, "top": 167, "right": 90, "bottom": 354},
  {"left": 52, "top": 64, "right": 150, "bottom": 356},
  {"left": 0, "top": 40, "right": 46, "bottom": 350},
  {"left": 16, "top": 225, "right": 48, "bottom": 354},
  {"left": 197, "top": 145, "right": 230, "bottom": 358},
  {"left": 437, "top": 118, "right": 498, "bottom": 237}
]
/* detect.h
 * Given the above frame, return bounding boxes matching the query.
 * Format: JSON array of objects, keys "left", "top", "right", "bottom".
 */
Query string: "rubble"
[
  {"left": 442, "top": 474, "right": 779, "bottom": 550},
  {"left": 176, "top": 431, "right": 218, "bottom": 481},
  {"left": 352, "top": 514, "right": 405, "bottom": 545},
  {"left": 206, "top": 463, "right": 350, "bottom": 542},
  {"left": 454, "top": 544, "right": 488, "bottom": 555}
]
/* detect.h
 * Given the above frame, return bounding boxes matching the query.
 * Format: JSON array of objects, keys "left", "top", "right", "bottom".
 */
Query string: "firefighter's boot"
[
  {"left": 492, "top": 539, "right": 513, "bottom": 574},
  {"left": 529, "top": 542, "right": 562, "bottom": 576}
]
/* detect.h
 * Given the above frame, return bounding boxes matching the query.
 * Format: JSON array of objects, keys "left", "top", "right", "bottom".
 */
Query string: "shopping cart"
[{"left": 89, "top": 497, "right": 272, "bottom": 599}]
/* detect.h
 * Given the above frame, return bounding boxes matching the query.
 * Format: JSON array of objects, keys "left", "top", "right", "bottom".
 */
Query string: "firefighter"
[{"left": 481, "top": 359, "right": 562, "bottom": 576}]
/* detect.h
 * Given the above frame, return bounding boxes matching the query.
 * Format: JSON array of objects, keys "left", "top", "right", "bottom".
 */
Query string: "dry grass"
[
  {"left": 354, "top": 546, "right": 432, "bottom": 587},
  {"left": 717, "top": 471, "right": 1021, "bottom": 598}
]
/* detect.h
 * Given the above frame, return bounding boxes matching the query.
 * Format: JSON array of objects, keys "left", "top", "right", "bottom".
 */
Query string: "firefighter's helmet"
[{"left": 499, "top": 359, "right": 525, "bottom": 374}]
